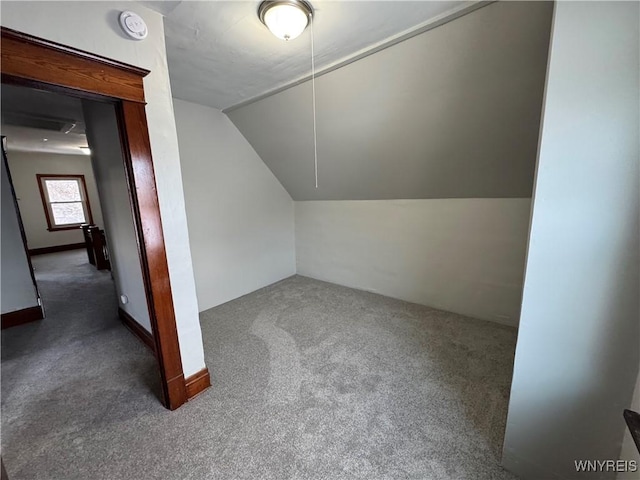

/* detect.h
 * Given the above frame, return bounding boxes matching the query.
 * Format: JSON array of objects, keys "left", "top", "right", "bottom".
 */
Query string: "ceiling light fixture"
[{"left": 258, "top": 0, "right": 313, "bottom": 41}]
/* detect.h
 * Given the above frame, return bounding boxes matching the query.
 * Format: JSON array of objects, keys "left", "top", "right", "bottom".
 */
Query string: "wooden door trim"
[
  {"left": 116, "top": 100, "right": 187, "bottom": 407},
  {"left": 1, "top": 27, "right": 148, "bottom": 103},
  {"left": 0, "top": 27, "right": 190, "bottom": 409}
]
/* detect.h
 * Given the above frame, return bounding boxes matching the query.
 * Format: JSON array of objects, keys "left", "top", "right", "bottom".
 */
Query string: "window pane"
[
  {"left": 45, "top": 179, "right": 81, "bottom": 202},
  {"left": 51, "top": 202, "right": 85, "bottom": 225}
]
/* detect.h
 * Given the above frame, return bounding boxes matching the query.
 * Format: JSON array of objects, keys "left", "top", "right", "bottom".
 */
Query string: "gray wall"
[
  {"left": 7, "top": 151, "right": 104, "bottom": 249},
  {"left": 296, "top": 199, "right": 531, "bottom": 326},
  {"left": 83, "top": 101, "right": 151, "bottom": 332},
  {"left": 1, "top": 156, "right": 39, "bottom": 314},
  {"left": 503, "top": 2, "right": 640, "bottom": 479},
  {"left": 228, "top": 1, "right": 552, "bottom": 201},
  {"left": 173, "top": 98, "right": 295, "bottom": 312}
]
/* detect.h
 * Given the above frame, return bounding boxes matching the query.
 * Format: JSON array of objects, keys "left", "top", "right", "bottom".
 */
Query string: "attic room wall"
[
  {"left": 296, "top": 199, "right": 531, "bottom": 325},
  {"left": 0, "top": 1, "right": 205, "bottom": 377},
  {"left": 6, "top": 151, "right": 104, "bottom": 250},
  {"left": 228, "top": 1, "right": 553, "bottom": 326},
  {"left": 173, "top": 99, "right": 295, "bottom": 312},
  {"left": 502, "top": 2, "right": 640, "bottom": 478},
  {"left": 83, "top": 101, "right": 152, "bottom": 332},
  {"left": 1, "top": 156, "right": 39, "bottom": 315}
]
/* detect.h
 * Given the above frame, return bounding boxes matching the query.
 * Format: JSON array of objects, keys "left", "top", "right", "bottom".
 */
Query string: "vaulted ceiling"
[
  {"left": 147, "top": 1, "right": 553, "bottom": 201},
  {"left": 151, "top": 0, "right": 483, "bottom": 110},
  {"left": 227, "top": 1, "right": 553, "bottom": 200}
]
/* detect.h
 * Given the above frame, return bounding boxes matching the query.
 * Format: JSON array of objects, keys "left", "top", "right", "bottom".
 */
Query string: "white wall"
[
  {"left": 503, "top": 2, "right": 640, "bottom": 479},
  {"left": 1, "top": 156, "right": 39, "bottom": 314},
  {"left": 6, "top": 151, "right": 104, "bottom": 249},
  {"left": 83, "top": 101, "right": 151, "bottom": 331},
  {"left": 173, "top": 99, "right": 295, "bottom": 312},
  {"left": 0, "top": 1, "right": 204, "bottom": 376},
  {"left": 296, "top": 199, "right": 531, "bottom": 326}
]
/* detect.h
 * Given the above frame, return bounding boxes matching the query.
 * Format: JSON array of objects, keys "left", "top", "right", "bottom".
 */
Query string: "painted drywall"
[
  {"left": 83, "top": 101, "right": 151, "bottom": 332},
  {"left": 0, "top": 1, "right": 204, "bottom": 376},
  {"left": 295, "top": 199, "right": 531, "bottom": 326},
  {"left": 173, "top": 99, "right": 295, "bottom": 312},
  {"left": 1, "top": 155, "right": 39, "bottom": 314},
  {"left": 618, "top": 370, "right": 640, "bottom": 480},
  {"left": 163, "top": 1, "right": 470, "bottom": 109},
  {"left": 6, "top": 151, "right": 104, "bottom": 249},
  {"left": 228, "top": 1, "right": 553, "bottom": 201},
  {"left": 503, "top": 2, "right": 640, "bottom": 479}
]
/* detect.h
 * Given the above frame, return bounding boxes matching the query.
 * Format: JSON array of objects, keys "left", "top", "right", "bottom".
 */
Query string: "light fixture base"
[{"left": 258, "top": 0, "right": 314, "bottom": 41}]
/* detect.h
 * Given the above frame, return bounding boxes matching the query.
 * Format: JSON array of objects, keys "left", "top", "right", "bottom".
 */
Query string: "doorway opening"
[
  {"left": 1, "top": 81, "right": 160, "bottom": 386},
  {"left": 0, "top": 27, "right": 207, "bottom": 410}
]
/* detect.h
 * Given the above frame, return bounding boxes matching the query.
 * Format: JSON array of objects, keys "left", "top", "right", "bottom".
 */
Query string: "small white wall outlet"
[{"left": 120, "top": 295, "right": 129, "bottom": 305}]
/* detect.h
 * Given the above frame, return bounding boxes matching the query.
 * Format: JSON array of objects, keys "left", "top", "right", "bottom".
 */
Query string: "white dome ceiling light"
[{"left": 258, "top": 0, "right": 314, "bottom": 41}]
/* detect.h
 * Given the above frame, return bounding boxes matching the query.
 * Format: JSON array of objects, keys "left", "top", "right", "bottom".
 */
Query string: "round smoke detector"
[{"left": 119, "top": 11, "right": 148, "bottom": 40}]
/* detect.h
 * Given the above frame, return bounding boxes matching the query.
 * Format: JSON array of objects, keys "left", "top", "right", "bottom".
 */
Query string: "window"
[{"left": 37, "top": 174, "right": 93, "bottom": 231}]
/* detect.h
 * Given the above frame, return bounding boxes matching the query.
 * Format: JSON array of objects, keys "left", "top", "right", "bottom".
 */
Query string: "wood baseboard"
[
  {"left": 118, "top": 307, "right": 155, "bottom": 353},
  {"left": 185, "top": 367, "right": 211, "bottom": 400},
  {"left": 1, "top": 305, "right": 44, "bottom": 329},
  {"left": 119, "top": 307, "right": 210, "bottom": 402},
  {"left": 29, "top": 242, "right": 85, "bottom": 256}
]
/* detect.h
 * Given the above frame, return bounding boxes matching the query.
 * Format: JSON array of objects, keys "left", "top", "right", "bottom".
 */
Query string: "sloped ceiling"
[
  {"left": 160, "top": 0, "right": 480, "bottom": 109},
  {"left": 227, "top": 1, "right": 553, "bottom": 201}
]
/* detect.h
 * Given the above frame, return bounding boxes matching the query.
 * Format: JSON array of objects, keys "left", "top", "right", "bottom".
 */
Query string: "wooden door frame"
[{"left": 0, "top": 27, "right": 199, "bottom": 410}]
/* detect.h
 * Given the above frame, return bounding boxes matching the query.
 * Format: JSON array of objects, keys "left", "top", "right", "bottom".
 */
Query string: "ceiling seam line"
[{"left": 222, "top": 0, "right": 494, "bottom": 114}]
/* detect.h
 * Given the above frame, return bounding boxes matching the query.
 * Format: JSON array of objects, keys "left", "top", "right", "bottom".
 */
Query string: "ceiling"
[
  {"left": 149, "top": 0, "right": 482, "bottom": 110},
  {"left": 1, "top": 85, "right": 89, "bottom": 156},
  {"left": 228, "top": 1, "right": 553, "bottom": 200}
]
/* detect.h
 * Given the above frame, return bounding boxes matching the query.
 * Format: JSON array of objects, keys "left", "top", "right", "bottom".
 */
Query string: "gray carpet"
[{"left": 2, "top": 251, "right": 519, "bottom": 479}]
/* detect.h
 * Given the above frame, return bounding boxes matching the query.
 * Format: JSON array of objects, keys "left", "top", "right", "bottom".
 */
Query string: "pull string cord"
[{"left": 310, "top": 13, "right": 318, "bottom": 189}]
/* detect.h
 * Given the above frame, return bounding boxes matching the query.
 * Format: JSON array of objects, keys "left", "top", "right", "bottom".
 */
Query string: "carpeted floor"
[{"left": 1, "top": 250, "right": 519, "bottom": 479}]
